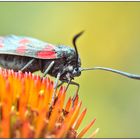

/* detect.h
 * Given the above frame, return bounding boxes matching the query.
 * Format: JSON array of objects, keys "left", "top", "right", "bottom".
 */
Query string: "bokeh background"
[{"left": 0, "top": 2, "right": 140, "bottom": 138}]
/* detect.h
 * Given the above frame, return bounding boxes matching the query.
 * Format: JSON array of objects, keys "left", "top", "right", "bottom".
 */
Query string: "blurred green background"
[{"left": 0, "top": 2, "right": 140, "bottom": 138}]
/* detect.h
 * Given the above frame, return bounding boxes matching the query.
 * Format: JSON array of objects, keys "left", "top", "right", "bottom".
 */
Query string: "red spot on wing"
[
  {"left": 19, "top": 38, "right": 30, "bottom": 44},
  {"left": 0, "top": 44, "right": 4, "bottom": 48},
  {"left": 37, "top": 46, "right": 56, "bottom": 59},
  {"left": 16, "top": 45, "right": 27, "bottom": 54}
]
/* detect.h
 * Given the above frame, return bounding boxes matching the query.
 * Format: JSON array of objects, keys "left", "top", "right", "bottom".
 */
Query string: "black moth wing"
[{"left": 0, "top": 35, "right": 61, "bottom": 59}]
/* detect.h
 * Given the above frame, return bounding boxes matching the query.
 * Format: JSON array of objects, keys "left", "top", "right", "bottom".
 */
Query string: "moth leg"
[
  {"left": 57, "top": 81, "right": 65, "bottom": 88},
  {"left": 67, "top": 81, "right": 80, "bottom": 93},
  {"left": 51, "top": 72, "right": 61, "bottom": 106},
  {"left": 58, "top": 80, "right": 80, "bottom": 93},
  {"left": 20, "top": 59, "right": 35, "bottom": 71},
  {"left": 54, "top": 72, "right": 61, "bottom": 90},
  {"left": 56, "top": 74, "right": 72, "bottom": 91},
  {"left": 65, "top": 79, "right": 72, "bottom": 92},
  {"left": 42, "top": 61, "right": 55, "bottom": 78}
]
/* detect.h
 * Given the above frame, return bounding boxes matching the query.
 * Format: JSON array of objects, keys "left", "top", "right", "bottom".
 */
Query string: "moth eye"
[{"left": 75, "top": 67, "right": 79, "bottom": 71}]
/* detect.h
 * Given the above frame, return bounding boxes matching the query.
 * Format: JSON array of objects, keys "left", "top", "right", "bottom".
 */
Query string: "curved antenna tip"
[
  {"left": 75, "top": 31, "right": 84, "bottom": 38},
  {"left": 72, "top": 30, "right": 84, "bottom": 46}
]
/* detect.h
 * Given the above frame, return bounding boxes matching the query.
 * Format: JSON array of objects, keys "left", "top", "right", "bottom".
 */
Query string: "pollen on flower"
[
  {"left": 0, "top": 68, "right": 98, "bottom": 138},
  {"left": 39, "top": 89, "right": 44, "bottom": 95}
]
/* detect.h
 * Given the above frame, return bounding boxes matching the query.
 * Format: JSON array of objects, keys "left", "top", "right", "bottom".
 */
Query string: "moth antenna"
[
  {"left": 73, "top": 31, "right": 84, "bottom": 66},
  {"left": 81, "top": 66, "right": 140, "bottom": 80}
]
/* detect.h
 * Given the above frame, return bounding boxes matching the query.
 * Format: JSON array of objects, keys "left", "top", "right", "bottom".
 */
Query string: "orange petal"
[
  {"left": 21, "top": 120, "right": 33, "bottom": 138},
  {"left": 77, "top": 118, "right": 96, "bottom": 138},
  {"left": 72, "top": 108, "right": 87, "bottom": 130},
  {"left": 47, "top": 97, "right": 62, "bottom": 131},
  {"left": 35, "top": 108, "right": 47, "bottom": 138},
  {"left": 65, "top": 97, "right": 72, "bottom": 112},
  {"left": 72, "top": 93, "right": 79, "bottom": 108},
  {"left": 56, "top": 101, "right": 82, "bottom": 138}
]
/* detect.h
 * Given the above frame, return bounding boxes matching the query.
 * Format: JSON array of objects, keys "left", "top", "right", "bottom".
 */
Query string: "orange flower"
[{"left": 0, "top": 68, "right": 99, "bottom": 138}]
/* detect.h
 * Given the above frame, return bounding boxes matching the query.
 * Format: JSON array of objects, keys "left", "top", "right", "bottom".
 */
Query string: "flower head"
[{"left": 0, "top": 68, "right": 98, "bottom": 138}]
